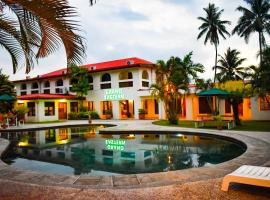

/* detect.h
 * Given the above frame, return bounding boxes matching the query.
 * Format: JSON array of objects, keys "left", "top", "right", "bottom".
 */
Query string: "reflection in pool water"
[{"left": 1, "top": 126, "right": 246, "bottom": 176}]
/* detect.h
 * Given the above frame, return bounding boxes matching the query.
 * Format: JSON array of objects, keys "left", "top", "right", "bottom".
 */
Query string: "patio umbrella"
[
  {"left": 0, "top": 94, "right": 16, "bottom": 101},
  {"left": 198, "top": 88, "right": 230, "bottom": 115},
  {"left": 198, "top": 88, "right": 229, "bottom": 97}
]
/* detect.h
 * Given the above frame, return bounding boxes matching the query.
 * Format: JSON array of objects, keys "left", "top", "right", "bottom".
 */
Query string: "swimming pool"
[{"left": 0, "top": 126, "right": 246, "bottom": 176}]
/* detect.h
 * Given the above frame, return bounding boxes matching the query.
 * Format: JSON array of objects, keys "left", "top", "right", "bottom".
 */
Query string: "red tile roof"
[
  {"left": 17, "top": 94, "right": 80, "bottom": 100},
  {"left": 15, "top": 57, "right": 154, "bottom": 82}
]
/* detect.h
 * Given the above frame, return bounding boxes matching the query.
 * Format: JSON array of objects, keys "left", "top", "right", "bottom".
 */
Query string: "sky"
[{"left": 1, "top": 0, "right": 267, "bottom": 81}]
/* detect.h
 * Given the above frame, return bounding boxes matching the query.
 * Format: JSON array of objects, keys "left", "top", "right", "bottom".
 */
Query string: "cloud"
[{"left": 1, "top": 0, "right": 267, "bottom": 81}]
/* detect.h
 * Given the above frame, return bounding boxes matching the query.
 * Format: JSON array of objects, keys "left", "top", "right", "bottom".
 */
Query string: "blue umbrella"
[{"left": 0, "top": 94, "right": 16, "bottom": 101}]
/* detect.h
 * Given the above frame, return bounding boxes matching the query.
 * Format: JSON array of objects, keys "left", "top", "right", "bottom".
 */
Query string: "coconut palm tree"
[
  {"left": 216, "top": 48, "right": 247, "bottom": 82},
  {"left": 0, "top": 70, "right": 15, "bottom": 113},
  {"left": 0, "top": 0, "right": 85, "bottom": 74},
  {"left": 151, "top": 53, "right": 204, "bottom": 124},
  {"left": 232, "top": 0, "right": 270, "bottom": 64},
  {"left": 197, "top": 3, "right": 231, "bottom": 83},
  {"left": 216, "top": 48, "right": 249, "bottom": 125}
]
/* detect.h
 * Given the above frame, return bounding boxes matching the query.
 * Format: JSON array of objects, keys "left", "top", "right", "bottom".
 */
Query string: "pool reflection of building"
[{"left": 2, "top": 129, "right": 242, "bottom": 174}]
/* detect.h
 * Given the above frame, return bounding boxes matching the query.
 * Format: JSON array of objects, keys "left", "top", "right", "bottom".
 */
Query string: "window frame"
[{"left": 44, "top": 102, "right": 55, "bottom": 116}]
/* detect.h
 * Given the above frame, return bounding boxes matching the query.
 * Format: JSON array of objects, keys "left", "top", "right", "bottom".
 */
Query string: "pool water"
[{"left": 0, "top": 126, "right": 246, "bottom": 176}]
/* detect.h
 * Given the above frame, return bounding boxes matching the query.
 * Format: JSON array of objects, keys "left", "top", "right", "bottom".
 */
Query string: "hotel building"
[{"left": 13, "top": 57, "right": 270, "bottom": 122}]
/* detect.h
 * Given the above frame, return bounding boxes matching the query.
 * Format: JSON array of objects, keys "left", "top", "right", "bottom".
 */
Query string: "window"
[
  {"left": 119, "top": 71, "right": 133, "bottom": 80},
  {"left": 119, "top": 71, "right": 133, "bottom": 88},
  {"left": 31, "top": 82, "right": 39, "bottom": 94},
  {"left": 20, "top": 91, "right": 27, "bottom": 96},
  {"left": 142, "top": 70, "right": 149, "bottom": 88},
  {"left": 31, "top": 82, "right": 39, "bottom": 89},
  {"left": 101, "top": 73, "right": 111, "bottom": 82},
  {"left": 70, "top": 102, "right": 78, "bottom": 113},
  {"left": 44, "top": 89, "right": 50, "bottom": 94},
  {"left": 55, "top": 88, "right": 64, "bottom": 94},
  {"left": 199, "top": 97, "right": 212, "bottom": 114},
  {"left": 31, "top": 90, "right": 39, "bottom": 94},
  {"left": 44, "top": 81, "right": 50, "bottom": 88},
  {"left": 260, "top": 96, "right": 270, "bottom": 110},
  {"left": 102, "top": 150, "right": 113, "bottom": 156},
  {"left": 88, "top": 101, "right": 94, "bottom": 111},
  {"left": 102, "top": 101, "right": 112, "bottom": 115},
  {"left": 21, "top": 84, "right": 27, "bottom": 90},
  {"left": 43, "top": 81, "right": 50, "bottom": 93},
  {"left": 56, "top": 79, "right": 63, "bottom": 87},
  {"left": 88, "top": 75, "right": 93, "bottom": 90},
  {"left": 20, "top": 84, "right": 27, "bottom": 95},
  {"left": 154, "top": 99, "right": 159, "bottom": 114},
  {"left": 27, "top": 102, "right": 35, "bottom": 116},
  {"left": 44, "top": 102, "right": 55, "bottom": 116},
  {"left": 225, "top": 99, "right": 231, "bottom": 113},
  {"left": 142, "top": 81, "right": 149, "bottom": 87},
  {"left": 101, "top": 73, "right": 111, "bottom": 89}
]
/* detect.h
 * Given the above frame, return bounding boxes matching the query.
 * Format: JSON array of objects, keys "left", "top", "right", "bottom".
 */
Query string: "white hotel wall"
[
  {"left": 250, "top": 96, "right": 270, "bottom": 120},
  {"left": 86, "top": 67, "right": 156, "bottom": 119}
]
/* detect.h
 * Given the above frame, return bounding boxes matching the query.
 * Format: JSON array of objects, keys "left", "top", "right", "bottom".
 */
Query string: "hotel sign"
[
  {"left": 104, "top": 89, "right": 125, "bottom": 101},
  {"left": 105, "top": 139, "right": 126, "bottom": 151}
]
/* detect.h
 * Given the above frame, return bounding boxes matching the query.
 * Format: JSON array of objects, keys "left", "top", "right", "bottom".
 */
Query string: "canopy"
[
  {"left": 198, "top": 88, "right": 229, "bottom": 97},
  {"left": 0, "top": 94, "right": 16, "bottom": 101}
]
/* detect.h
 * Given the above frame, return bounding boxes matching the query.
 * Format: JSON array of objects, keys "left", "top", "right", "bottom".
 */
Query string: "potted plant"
[
  {"left": 14, "top": 106, "right": 28, "bottom": 122},
  {"left": 104, "top": 109, "right": 113, "bottom": 119},
  {"left": 138, "top": 109, "right": 147, "bottom": 119},
  {"left": 214, "top": 115, "right": 223, "bottom": 130}
]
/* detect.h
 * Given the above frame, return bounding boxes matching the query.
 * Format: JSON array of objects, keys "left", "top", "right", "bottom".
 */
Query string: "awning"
[
  {"left": 198, "top": 88, "right": 230, "bottom": 96},
  {"left": 0, "top": 94, "right": 16, "bottom": 101},
  {"left": 17, "top": 94, "right": 82, "bottom": 100}
]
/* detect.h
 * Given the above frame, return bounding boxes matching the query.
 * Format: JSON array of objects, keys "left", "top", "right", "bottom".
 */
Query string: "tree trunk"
[
  {"left": 232, "top": 99, "right": 241, "bottom": 126},
  {"left": 213, "top": 44, "right": 218, "bottom": 83},
  {"left": 259, "top": 32, "right": 262, "bottom": 66}
]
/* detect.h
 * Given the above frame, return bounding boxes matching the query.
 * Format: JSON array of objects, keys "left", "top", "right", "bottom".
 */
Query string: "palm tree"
[
  {"left": 197, "top": 3, "right": 231, "bottom": 83},
  {"left": 0, "top": 0, "right": 85, "bottom": 74},
  {"left": 232, "top": 0, "right": 270, "bottom": 64},
  {"left": 216, "top": 48, "right": 247, "bottom": 82},
  {"left": 151, "top": 53, "right": 204, "bottom": 124},
  {"left": 0, "top": 70, "right": 15, "bottom": 113},
  {"left": 216, "top": 48, "right": 249, "bottom": 125}
]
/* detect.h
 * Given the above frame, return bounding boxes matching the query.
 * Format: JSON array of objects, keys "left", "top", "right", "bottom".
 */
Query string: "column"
[
  {"left": 112, "top": 100, "right": 120, "bottom": 119},
  {"left": 134, "top": 97, "right": 141, "bottom": 119}
]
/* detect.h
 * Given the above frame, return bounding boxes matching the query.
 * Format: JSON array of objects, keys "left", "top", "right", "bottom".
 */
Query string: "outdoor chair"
[{"left": 221, "top": 165, "right": 270, "bottom": 192}]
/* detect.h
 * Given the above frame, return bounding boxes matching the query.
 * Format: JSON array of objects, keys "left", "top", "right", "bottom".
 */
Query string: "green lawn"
[{"left": 153, "top": 120, "right": 270, "bottom": 132}]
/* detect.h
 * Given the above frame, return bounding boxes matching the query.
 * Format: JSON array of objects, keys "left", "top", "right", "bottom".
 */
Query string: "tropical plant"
[
  {"left": 218, "top": 80, "right": 252, "bottom": 125},
  {"left": 215, "top": 48, "right": 251, "bottom": 125},
  {"left": 232, "top": 0, "right": 270, "bottom": 64},
  {"left": 197, "top": 3, "right": 231, "bottom": 83},
  {"left": 68, "top": 64, "right": 89, "bottom": 110},
  {"left": 249, "top": 46, "right": 270, "bottom": 105},
  {"left": 216, "top": 48, "right": 247, "bottom": 82},
  {"left": 13, "top": 106, "right": 28, "bottom": 120},
  {"left": 0, "top": 0, "right": 85, "bottom": 74},
  {"left": 0, "top": 70, "right": 16, "bottom": 113},
  {"left": 138, "top": 108, "right": 147, "bottom": 114},
  {"left": 151, "top": 53, "right": 204, "bottom": 124}
]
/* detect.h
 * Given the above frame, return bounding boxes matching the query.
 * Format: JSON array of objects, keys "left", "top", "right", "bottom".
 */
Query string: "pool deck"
[{"left": 0, "top": 120, "right": 270, "bottom": 200}]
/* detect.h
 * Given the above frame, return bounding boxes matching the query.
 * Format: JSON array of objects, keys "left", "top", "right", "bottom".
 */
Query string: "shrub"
[
  {"left": 78, "top": 112, "right": 88, "bottom": 119},
  {"left": 138, "top": 109, "right": 147, "bottom": 114},
  {"left": 105, "top": 109, "right": 113, "bottom": 115},
  {"left": 68, "top": 112, "right": 79, "bottom": 120},
  {"left": 68, "top": 111, "right": 100, "bottom": 120},
  {"left": 79, "top": 106, "right": 88, "bottom": 112},
  {"left": 89, "top": 111, "right": 100, "bottom": 119}
]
